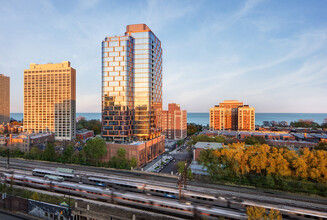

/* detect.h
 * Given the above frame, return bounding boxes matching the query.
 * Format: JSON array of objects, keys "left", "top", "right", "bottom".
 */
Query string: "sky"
[{"left": 1, "top": 0, "right": 327, "bottom": 113}]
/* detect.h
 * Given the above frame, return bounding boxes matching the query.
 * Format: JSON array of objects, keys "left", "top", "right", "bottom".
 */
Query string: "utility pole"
[
  {"left": 178, "top": 173, "right": 182, "bottom": 201},
  {"left": 178, "top": 161, "right": 188, "bottom": 200},
  {"left": 4, "top": 135, "right": 9, "bottom": 169},
  {"left": 68, "top": 190, "right": 71, "bottom": 220},
  {"left": 183, "top": 162, "right": 187, "bottom": 190}
]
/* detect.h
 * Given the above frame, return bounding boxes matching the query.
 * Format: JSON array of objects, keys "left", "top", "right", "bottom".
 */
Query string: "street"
[{"left": 160, "top": 145, "right": 192, "bottom": 174}]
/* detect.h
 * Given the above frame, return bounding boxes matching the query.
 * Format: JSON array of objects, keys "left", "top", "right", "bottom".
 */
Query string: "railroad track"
[{"left": 1, "top": 157, "right": 327, "bottom": 212}]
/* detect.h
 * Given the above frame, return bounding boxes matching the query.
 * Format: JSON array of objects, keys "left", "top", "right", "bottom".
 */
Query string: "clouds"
[{"left": 0, "top": 0, "right": 326, "bottom": 113}]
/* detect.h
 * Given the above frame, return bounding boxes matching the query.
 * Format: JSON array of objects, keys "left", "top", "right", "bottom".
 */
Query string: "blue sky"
[{"left": 1, "top": 0, "right": 327, "bottom": 113}]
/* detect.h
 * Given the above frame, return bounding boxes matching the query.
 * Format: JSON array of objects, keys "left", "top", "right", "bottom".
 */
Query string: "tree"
[
  {"left": 76, "top": 118, "right": 101, "bottom": 135},
  {"left": 83, "top": 137, "right": 107, "bottom": 165},
  {"left": 62, "top": 145, "right": 74, "bottom": 163},
  {"left": 246, "top": 206, "right": 282, "bottom": 220},
  {"left": 130, "top": 157, "right": 138, "bottom": 169},
  {"left": 87, "top": 120, "right": 102, "bottom": 135},
  {"left": 267, "top": 209, "right": 282, "bottom": 220},
  {"left": 245, "top": 136, "right": 266, "bottom": 145},
  {"left": 177, "top": 161, "right": 187, "bottom": 174},
  {"left": 116, "top": 148, "right": 129, "bottom": 169},
  {"left": 76, "top": 117, "right": 88, "bottom": 130},
  {"left": 177, "top": 161, "right": 193, "bottom": 179},
  {"left": 42, "top": 143, "right": 56, "bottom": 161},
  {"left": 31, "top": 192, "right": 40, "bottom": 201},
  {"left": 177, "top": 139, "right": 185, "bottom": 146},
  {"left": 187, "top": 123, "right": 203, "bottom": 136},
  {"left": 246, "top": 206, "right": 266, "bottom": 219},
  {"left": 25, "top": 147, "right": 42, "bottom": 160},
  {"left": 315, "top": 142, "right": 327, "bottom": 151}
]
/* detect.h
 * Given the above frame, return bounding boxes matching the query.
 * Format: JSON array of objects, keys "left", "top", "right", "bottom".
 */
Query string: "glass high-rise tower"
[{"left": 102, "top": 24, "right": 162, "bottom": 143}]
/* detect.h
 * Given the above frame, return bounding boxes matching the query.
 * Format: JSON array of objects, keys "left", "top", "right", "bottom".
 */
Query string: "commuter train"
[
  {"left": 4, "top": 172, "right": 325, "bottom": 220},
  {"left": 30, "top": 168, "right": 327, "bottom": 220},
  {"left": 2, "top": 173, "right": 247, "bottom": 220},
  {"left": 32, "top": 168, "right": 243, "bottom": 209}
]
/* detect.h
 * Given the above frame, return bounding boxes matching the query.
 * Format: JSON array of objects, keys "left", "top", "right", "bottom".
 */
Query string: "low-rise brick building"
[
  {"left": 103, "top": 136, "right": 165, "bottom": 167},
  {"left": 76, "top": 129, "right": 94, "bottom": 141},
  {"left": 0, "top": 132, "right": 55, "bottom": 152},
  {"left": 161, "top": 103, "right": 187, "bottom": 140},
  {"left": 193, "top": 142, "right": 224, "bottom": 161}
]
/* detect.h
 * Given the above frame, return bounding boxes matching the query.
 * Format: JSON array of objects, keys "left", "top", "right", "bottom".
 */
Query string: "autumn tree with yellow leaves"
[
  {"left": 198, "top": 142, "right": 327, "bottom": 195},
  {"left": 246, "top": 206, "right": 282, "bottom": 220}
]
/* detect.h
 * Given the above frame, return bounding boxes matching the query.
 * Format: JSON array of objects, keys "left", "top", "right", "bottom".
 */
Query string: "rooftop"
[{"left": 194, "top": 142, "right": 223, "bottom": 149}]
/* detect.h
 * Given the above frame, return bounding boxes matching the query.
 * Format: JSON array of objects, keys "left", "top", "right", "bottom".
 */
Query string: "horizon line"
[{"left": 10, "top": 112, "right": 327, "bottom": 114}]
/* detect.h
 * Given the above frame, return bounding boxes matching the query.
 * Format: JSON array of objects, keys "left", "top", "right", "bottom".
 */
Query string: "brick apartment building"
[
  {"left": 161, "top": 103, "right": 187, "bottom": 140},
  {"left": 210, "top": 100, "right": 255, "bottom": 131}
]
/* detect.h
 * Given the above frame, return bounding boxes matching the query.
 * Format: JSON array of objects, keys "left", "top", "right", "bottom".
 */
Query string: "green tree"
[
  {"left": 76, "top": 118, "right": 101, "bottom": 135},
  {"left": 76, "top": 118, "right": 87, "bottom": 130},
  {"left": 315, "top": 142, "right": 327, "bottom": 151},
  {"left": 62, "top": 145, "right": 74, "bottom": 163},
  {"left": 42, "top": 143, "right": 56, "bottom": 161},
  {"left": 116, "top": 148, "right": 129, "bottom": 169},
  {"left": 130, "top": 157, "right": 138, "bottom": 169},
  {"left": 83, "top": 137, "right": 107, "bottom": 165},
  {"left": 177, "top": 161, "right": 193, "bottom": 179},
  {"left": 87, "top": 120, "right": 102, "bottom": 135},
  {"left": 177, "top": 139, "right": 185, "bottom": 146},
  {"left": 24, "top": 147, "right": 42, "bottom": 160},
  {"left": 245, "top": 136, "right": 266, "bottom": 145},
  {"left": 177, "top": 161, "right": 187, "bottom": 174}
]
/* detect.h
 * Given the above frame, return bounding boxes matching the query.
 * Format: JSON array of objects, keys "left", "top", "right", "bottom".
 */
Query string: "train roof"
[
  {"left": 33, "top": 168, "right": 75, "bottom": 177},
  {"left": 79, "top": 184, "right": 109, "bottom": 192},
  {"left": 44, "top": 175, "right": 64, "bottom": 181},
  {"left": 183, "top": 190, "right": 217, "bottom": 200},
  {"left": 145, "top": 184, "right": 179, "bottom": 193},
  {"left": 25, "top": 175, "right": 51, "bottom": 183},
  {"left": 56, "top": 167, "right": 74, "bottom": 174},
  {"left": 88, "top": 176, "right": 145, "bottom": 187},
  {"left": 196, "top": 206, "right": 247, "bottom": 219}
]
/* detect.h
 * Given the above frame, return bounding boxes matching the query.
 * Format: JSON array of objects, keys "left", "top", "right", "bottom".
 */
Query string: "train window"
[
  {"left": 45, "top": 212, "right": 48, "bottom": 217},
  {"left": 50, "top": 214, "right": 53, "bottom": 218}
]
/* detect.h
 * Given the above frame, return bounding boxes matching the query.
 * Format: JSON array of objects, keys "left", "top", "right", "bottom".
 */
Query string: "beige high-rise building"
[
  {"left": 0, "top": 74, "right": 10, "bottom": 124},
  {"left": 210, "top": 100, "right": 255, "bottom": 131},
  {"left": 24, "top": 61, "right": 76, "bottom": 141}
]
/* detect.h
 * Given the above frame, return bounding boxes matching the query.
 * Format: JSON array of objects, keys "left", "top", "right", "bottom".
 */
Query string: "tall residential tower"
[
  {"left": 102, "top": 24, "right": 163, "bottom": 143},
  {"left": 24, "top": 62, "right": 76, "bottom": 141},
  {"left": 0, "top": 74, "right": 10, "bottom": 124},
  {"left": 102, "top": 24, "right": 164, "bottom": 167}
]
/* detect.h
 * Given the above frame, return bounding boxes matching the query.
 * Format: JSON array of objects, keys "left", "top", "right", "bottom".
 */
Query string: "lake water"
[{"left": 10, "top": 112, "right": 327, "bottom": 126}]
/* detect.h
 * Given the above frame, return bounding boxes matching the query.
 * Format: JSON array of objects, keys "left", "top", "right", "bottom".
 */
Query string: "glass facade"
[{"left": 102, "top": 24, "right": 162, "bottom": 143}]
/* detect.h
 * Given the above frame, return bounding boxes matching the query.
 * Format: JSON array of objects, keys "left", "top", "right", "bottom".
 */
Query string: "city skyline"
[{"left": 1, "top": 0, "right": 327, "bottom": 113}]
